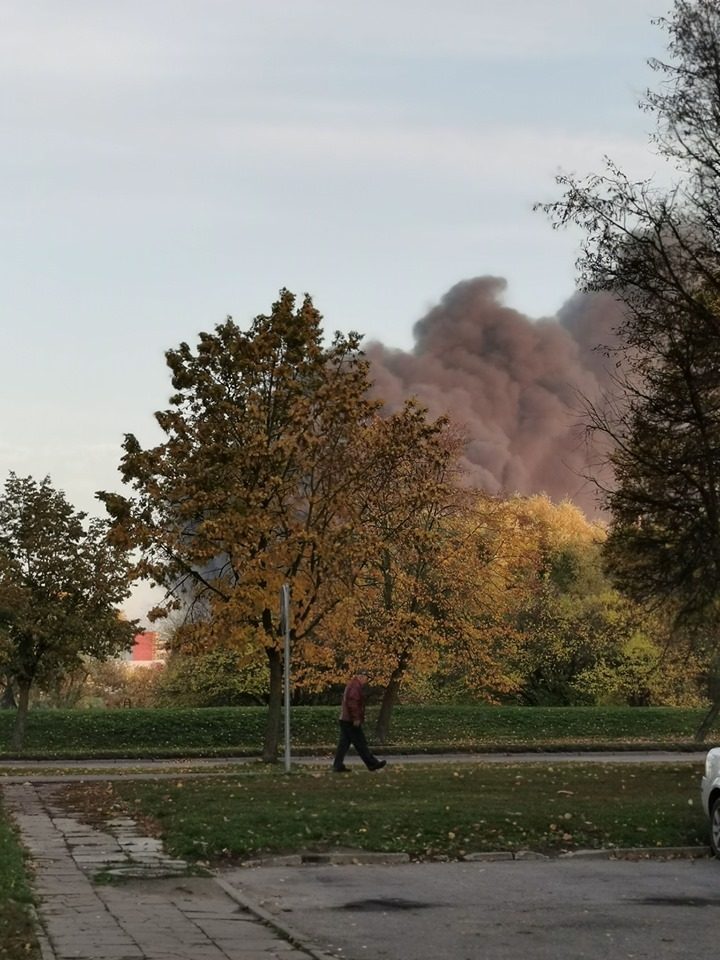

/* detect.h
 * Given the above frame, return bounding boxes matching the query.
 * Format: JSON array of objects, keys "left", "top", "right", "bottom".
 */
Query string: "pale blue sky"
[{"left": 2, "top": 0, "right": 667, "bottom": 571}]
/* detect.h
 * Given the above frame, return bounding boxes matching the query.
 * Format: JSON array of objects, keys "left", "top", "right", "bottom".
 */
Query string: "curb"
[
  {"left": 463, "top": 845, "right": 711, "bottom": 862},
  {"left": 566, "top": 845, "right": 712, "bottom": 860},
  {"left": 214, "top": 876, "right": 339, "bottom": 960},
  {"left": 240, "top": 851, "right": 411, "bottom": 867},
  {"left": 301, "top": 851, "right": 410, "bottom": 865},
  {"left": 28, "top": 904, "right": 56, "bottom": 960},
  {"left": 237, "top": 845, "right": 713, "bottom": 868}
]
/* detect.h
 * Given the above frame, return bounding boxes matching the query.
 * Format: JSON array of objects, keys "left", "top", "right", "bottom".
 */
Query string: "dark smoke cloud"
[{"left": 367, "top": 276, "right": 623, "bottom": 514}]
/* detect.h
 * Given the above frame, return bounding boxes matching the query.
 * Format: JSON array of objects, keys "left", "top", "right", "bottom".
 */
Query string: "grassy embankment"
[
  {"left": 57, "top": 761, "right": 709, "bottom": 863},
  {"left": 1, "top": 704, "right": 718, "bottom": 759}
]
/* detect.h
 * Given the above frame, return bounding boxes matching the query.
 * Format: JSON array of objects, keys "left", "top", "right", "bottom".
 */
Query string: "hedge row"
[{"left": 0, "top": 704, "right": 717, "bottom": 758}]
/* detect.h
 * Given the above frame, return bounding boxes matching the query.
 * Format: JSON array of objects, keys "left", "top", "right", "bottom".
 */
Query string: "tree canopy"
[
  {"left": 0, "top": 473, "right": 136, "bottom": 748},
  {"left": 101, "top": 289, "right": 461, "bottom": 759},
  {"left": 538, "top": 0, "right": 720, "bottom": 732}
]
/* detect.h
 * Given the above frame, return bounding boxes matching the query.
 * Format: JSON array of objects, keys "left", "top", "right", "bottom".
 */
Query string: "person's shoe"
[
  {"left": 369, "top": 759, "right": 387, "bottom": 770},
  {"left": 332, "top": 765, "right": 350, "bottom": 773}
]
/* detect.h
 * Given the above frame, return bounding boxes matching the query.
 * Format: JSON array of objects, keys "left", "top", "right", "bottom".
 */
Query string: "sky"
[{"left": 1, "top": 1, "right": 671, "bottom": 618}]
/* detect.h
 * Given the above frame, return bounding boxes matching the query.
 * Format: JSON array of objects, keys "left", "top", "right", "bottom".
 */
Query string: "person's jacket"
[{"left": 340, "top": 676, "right": 366, "bottom": 723}]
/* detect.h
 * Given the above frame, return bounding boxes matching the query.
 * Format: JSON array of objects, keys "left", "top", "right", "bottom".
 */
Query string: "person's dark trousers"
[{"left": 333, "top": 720, "right": 380, "bottom": 770}]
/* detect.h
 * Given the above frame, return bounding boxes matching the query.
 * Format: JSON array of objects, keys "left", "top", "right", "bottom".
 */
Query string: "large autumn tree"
[
  {"left": 328, "top": 407, "right": 475, "bottom": 742},
  {"left": 539, "top": 1, "right": 720, "bottom": 733},
  {"left": 100, "top": 289, "right": 404, "bottom": 761},
  {"left": 402, "top": 495, "right": 617, "bottom": 708},
  {"left": 0, "top": 473, "right": 136, "bottom": 749}
]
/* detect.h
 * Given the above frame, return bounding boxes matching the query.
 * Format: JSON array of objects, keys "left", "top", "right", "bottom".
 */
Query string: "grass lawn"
[
  {"left": 57, "top": 761, "right": 709, "bottom": 863},
  {"left": 0, "top": 796, "right": 39, "bottom": 960},
  {"left": 1, "top": 704, "right": 719, "bottom": 758}
]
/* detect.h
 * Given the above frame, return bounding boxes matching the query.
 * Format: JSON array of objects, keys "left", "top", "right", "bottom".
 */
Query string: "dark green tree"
[
  {"left": 539, "top": 1, "right": 720, "bottom": 735},
  {"left": 0, "top": 473, "right": 136, "bottom": 749}
]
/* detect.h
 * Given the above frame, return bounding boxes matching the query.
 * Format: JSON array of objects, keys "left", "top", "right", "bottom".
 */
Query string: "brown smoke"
[{"left": 367, "top": 277, "right": 623, "bottom": 514}]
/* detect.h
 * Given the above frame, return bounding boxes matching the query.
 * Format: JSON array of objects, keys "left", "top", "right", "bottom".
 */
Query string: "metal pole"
[{"left": 281, "top": 583, "right": 291, "bottom": 773}]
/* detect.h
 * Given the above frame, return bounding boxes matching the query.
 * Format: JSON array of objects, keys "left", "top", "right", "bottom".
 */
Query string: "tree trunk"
[
  {"left": 696, "top": 697, "right": 720, "bottom": 741},
  {"left": 0, "top": 683, "right": 16, "bottom": 710},
  {"left": 374, "top": 666, "right": 405, "bottom": 745},
  {"left": 10, "top": 680, "right": 31, "bottom": 752},
  {"left": 262, "top": 647, "right": 283, "bottom": 763},
  {"left": 696, "top": 656, "right": 720, "bottom": 741}
]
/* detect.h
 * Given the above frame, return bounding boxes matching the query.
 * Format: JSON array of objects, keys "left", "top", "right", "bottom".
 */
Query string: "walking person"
[{"left": 332, "top": 671, "right": 387, "bottom": 773}]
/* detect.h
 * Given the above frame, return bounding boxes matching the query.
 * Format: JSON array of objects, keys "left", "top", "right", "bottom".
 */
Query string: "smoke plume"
[{"left": 367, "top": 277, "right": 623, "bottom": 514}]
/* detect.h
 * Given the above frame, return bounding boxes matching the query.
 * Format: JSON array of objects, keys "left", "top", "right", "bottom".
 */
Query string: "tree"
[
  {"left": 510, "top": 536, "right": 639, "bottom": 706},
  {"left": 157, "top": 640, "right": 268, "bottom": 707},
  {"left": 457, "top": 495, "right": 621, "bottom": 706},
  {"left": 571, "top": 613, "right": 709, "bottom": 707},
  {"left": 385, "top": 492, "right": 542, "bottom": 710},
  {"left": 100, "top": 289, "right": 397, "bottom": 761},
  {"left": 330, "top": 407, "right": 472, "bottom": 742},
  {"left": 0, "top": 473, "right": 136, "bottom": 749},
  {"left": 538, "top": 1, "right": 720, "bottom": 733}
]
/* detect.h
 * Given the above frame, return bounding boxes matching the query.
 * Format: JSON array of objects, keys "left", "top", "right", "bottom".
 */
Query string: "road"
[{"left": 222, "top": 857, "right": 720, "bottom": 960}]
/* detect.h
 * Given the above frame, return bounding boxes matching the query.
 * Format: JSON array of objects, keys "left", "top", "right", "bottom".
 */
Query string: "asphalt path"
[
  {"left": 221, "top": 857, "right": 720, "bottom": 960},
  {"left": 0, "top": 750, "right": 710, "bottom": 770},
  {"left": 0, "top": 752, "right": 708, "bottom": 785}
]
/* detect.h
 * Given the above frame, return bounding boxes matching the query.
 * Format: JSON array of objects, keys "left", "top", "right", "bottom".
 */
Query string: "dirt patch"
[{"left": 49, "top": 782, "right": 162, "bottom": 839}]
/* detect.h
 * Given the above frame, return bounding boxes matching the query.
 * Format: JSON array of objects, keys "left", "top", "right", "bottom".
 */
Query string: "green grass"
[
  {"left": 58, "top": 762, "right": 709, "bottom": 862},
  {"left": 1, "top": 704, "right": 718, "bottom": 759},
  {"left": 0, "top": 796, "right": 39, "bottom": 960}
]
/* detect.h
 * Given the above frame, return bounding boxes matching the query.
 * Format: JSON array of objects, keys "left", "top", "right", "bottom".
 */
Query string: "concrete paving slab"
[{"left": 1, "top": 782, "right": 325, "bottom": 960}]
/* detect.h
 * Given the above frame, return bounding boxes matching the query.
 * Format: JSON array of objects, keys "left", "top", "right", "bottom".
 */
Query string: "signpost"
[{"left": 280, "top": 583, "right": 291, "bottom": 773}]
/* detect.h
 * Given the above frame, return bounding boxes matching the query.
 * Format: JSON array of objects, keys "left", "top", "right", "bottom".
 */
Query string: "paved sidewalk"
[
  {"left": 0, "top": 750, "right": 708, "bottom": 785},
  {"left": 3, "top": 782, "right": 325, "bottom": 960}
]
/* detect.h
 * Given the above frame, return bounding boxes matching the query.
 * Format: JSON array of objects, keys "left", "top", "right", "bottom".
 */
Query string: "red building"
[{"left": 130, "top": 631, "right": 160, "bottom": 663}]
